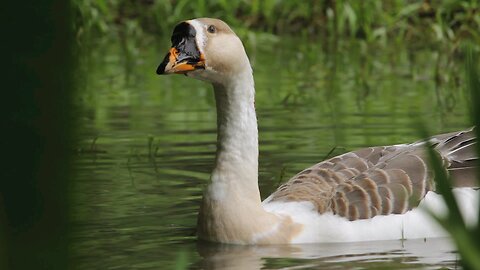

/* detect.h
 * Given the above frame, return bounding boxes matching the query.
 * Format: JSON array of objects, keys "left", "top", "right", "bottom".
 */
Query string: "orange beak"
[
  {"left": 160, "top": 47, "right": 205, "bottom": 74},
  {"left": 157, "top": 46, "right": 205, "bottom": 75}
]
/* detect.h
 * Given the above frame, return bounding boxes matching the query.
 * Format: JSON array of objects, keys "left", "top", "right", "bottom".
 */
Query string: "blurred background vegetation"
[{"left": 74, "top": 0, "right": 480, "bottom": 47}]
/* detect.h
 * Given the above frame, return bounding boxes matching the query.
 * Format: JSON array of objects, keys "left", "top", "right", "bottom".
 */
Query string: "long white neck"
[
  {"left": 209, "top": 69, "right": 260, "bottom": 201},
  {"left": 197, "top": 68, "right": 275, "bottom": 244},
  {"left": 196, "top": 55, "right": 301, "bottom": 245}
]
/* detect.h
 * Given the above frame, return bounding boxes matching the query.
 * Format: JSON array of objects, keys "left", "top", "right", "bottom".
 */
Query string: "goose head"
[{"left": 156, "top": 18, "right": 251, "bottom": 84}]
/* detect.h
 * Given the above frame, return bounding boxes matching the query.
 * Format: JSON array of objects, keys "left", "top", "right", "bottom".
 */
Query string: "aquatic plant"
[{"left": 422, "top": 44, "right": 480, "bottom": 270}]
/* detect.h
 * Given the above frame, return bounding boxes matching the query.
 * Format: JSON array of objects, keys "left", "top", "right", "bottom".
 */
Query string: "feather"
[{"left": 269, "top": 127, "right": 478, "bottom": 221}]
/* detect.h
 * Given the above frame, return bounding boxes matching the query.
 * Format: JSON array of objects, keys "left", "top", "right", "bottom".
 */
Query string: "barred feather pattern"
[{"left": 268, "top": 127, "right": 478, "bottom": 221}]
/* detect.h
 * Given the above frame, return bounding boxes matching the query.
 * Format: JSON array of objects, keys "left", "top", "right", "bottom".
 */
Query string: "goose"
[{"left": 156, "top": 18, "right": 479, "bottom": 244}]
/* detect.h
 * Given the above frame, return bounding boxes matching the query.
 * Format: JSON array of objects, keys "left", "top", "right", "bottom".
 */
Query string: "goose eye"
[{"left": 207, "top": 25, "right": 216, "bottom": 34}]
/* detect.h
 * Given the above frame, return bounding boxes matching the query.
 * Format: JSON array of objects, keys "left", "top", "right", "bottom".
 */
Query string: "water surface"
[{"left": 71, "top": 35, "right": 469, "bottom": 269}]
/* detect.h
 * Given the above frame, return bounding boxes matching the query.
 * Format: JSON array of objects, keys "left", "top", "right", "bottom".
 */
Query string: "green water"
[{"left": 71, "top": 34, "right": 470, "bottom": 269}]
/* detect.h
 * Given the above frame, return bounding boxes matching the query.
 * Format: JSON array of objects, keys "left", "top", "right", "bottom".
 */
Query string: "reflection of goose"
[
  {"left": 196, "top": 238, "right": 458, "bottom": 269},
  {"left": 157, "top": 18, "right": 479, "bottom": 244}
]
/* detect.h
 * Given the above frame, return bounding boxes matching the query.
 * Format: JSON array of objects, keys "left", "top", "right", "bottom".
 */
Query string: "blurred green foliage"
[
  {"left": 74, "top": 0, "right": 480, "bottom": 48},
  {"left": 1, "top": 0, "right": 75, "bottom": 269}
]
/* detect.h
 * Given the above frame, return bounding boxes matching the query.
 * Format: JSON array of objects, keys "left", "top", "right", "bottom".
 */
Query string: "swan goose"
[{"left": 156, "top": 18, "right": 479, "bottom": 244}]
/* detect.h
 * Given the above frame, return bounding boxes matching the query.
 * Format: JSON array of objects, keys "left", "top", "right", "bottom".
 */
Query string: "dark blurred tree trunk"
[{"left": 0, "top": 0, "right": 74, "bottom": 269}]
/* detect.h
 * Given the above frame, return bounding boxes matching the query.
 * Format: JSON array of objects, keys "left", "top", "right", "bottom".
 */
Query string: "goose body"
[{"left": 157, "top": 18, "right": 479, "bottom": 244}]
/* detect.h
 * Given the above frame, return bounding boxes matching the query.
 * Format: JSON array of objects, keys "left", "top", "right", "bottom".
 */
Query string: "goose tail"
[{"left": 431, "top": 127, "right": 479, "bottom": 188}]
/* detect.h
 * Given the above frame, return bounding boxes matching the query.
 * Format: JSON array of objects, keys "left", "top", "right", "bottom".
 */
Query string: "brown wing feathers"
[
  {"left": 435, "top": 127, "right": 478, "bottom": 187},
  {"left": 269, "top": 128, "right": 478, "bottom": 221}
]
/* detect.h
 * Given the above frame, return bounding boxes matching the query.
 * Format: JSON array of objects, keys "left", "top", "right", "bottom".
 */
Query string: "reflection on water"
[
  {"left": 71, "top": 35, "right": 469, "bottom": 269},
  {"left": 196, "top": 238, "right": 458, "bottom": 269}
]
